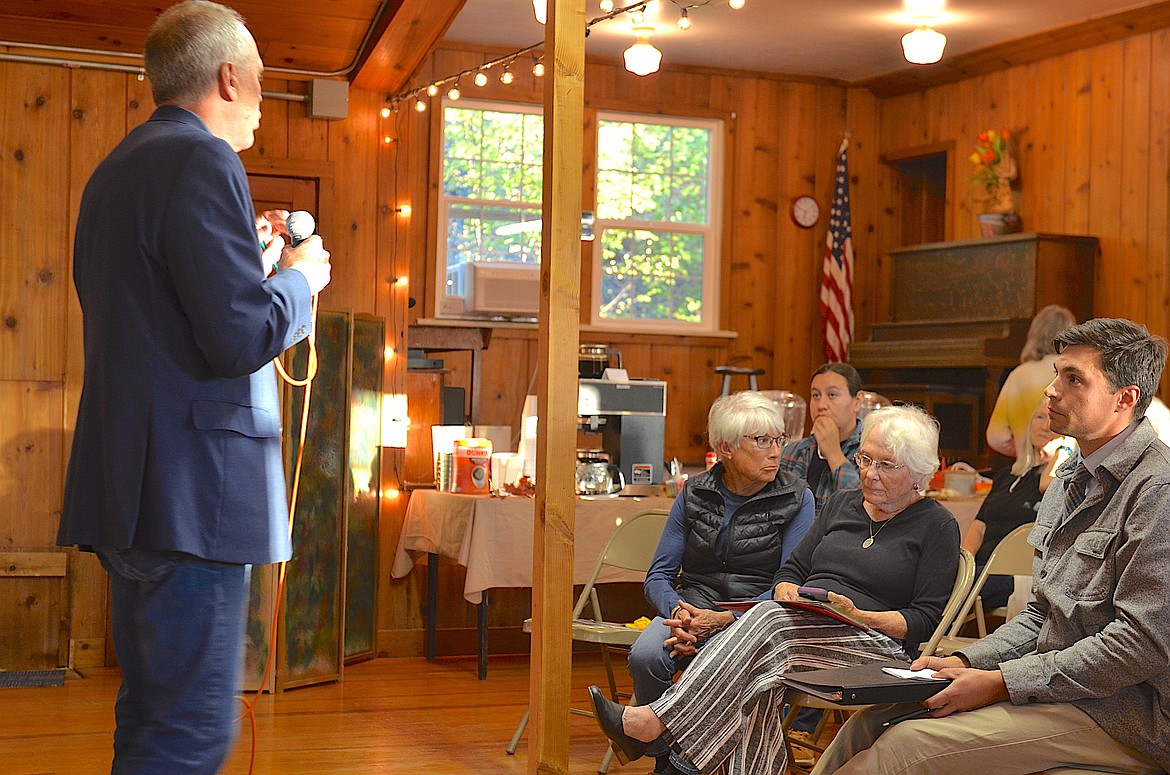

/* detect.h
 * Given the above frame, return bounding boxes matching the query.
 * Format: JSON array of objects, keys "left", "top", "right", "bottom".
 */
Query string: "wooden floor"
[{"left": 0, "top": 654, "right": 656, "bottom": 775}]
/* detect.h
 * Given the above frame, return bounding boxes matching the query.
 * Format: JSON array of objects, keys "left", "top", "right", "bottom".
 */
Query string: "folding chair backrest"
[
  {"left": 571, "top": 509, "right": 668, "bottom": 619},
  {"left": 920, "top": 548, "right": 975, "bottom": 657},
  {"left": 984, "top": 522, "right": 1035, "bottom": 576},
  {"left": 944, "top": 523, "right": 1034, "bottom": 639}
]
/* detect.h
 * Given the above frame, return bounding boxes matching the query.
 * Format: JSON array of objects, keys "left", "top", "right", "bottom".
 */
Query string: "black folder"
[{"left": 780, "top": 661, "right": 950, "bottom": 705}]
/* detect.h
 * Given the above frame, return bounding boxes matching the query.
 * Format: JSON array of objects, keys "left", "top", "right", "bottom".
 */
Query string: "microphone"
[{"left": 286, "top": 211, "right": 316, "bottom": 247}]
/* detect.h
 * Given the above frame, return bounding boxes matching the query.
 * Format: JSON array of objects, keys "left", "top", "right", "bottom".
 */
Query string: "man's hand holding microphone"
[{"left": 256, "top": 209, "right": 332, "bottom": 295}]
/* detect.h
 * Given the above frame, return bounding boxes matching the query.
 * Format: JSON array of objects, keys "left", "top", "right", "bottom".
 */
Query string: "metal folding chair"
[{"left": 505, "top": 508, "right": 668, "bottom": 774}]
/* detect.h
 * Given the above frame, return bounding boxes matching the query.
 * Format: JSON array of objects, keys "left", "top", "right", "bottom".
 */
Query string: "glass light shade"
[
  {"left": 901, "top": 25, "right": 947, "bottom": 65},
  {"left": 533, "top": 0, "right": 547, "bottom": 24},
  {"left": 623, "top": 28, "right": 662, "bottom": 76},
  {"left": 474, "top": 71, "right": 488, "bottom": 87},
  {"left": 599, "top": 0, "right": 614, "bottom": 11},
  {"left": 728, "top": 0, "right": 745, "bottom": 9}
]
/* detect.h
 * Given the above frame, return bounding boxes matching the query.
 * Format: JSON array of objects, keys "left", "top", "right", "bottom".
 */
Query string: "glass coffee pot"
[{"left": 575, "top": 456, "right": 625, "bottom": 495}]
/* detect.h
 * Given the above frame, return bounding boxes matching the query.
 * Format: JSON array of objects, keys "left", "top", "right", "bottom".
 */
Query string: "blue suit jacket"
[{"left": 59, "top": 106, "right": 311, "bottom": 565}]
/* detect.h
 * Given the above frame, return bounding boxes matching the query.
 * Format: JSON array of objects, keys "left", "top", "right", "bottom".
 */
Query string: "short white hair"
[
  {"left": 707, "top": 391, "right": 785, "bottom": 451},
  {"left": 860, "top": 405, "right": 940, "bottom": 488}
]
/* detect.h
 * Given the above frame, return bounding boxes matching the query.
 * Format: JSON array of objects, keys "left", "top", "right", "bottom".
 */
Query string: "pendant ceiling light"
[
  {"left": 901, "top": 19, "right": 946, "bottom": 65},
  {"left": 623, "top": 25, "right": 662, "bottom": 76},
  {"left": 533, "top": 0, "right": 547, "bottom": 24}
]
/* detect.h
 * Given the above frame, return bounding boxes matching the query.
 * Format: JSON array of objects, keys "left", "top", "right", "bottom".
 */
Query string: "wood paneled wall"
[
  {"left": 398, "top": 46, "right": 860, "bottom": 463},
  {"left": 5, "top": 19, "right": 1170, "bottom": 666},
  {"left": 863, "top": 31, "right": 1170, "bottom": 361},
  {"left": 0, "top": 64, "right": 405, "bottom": 667}
]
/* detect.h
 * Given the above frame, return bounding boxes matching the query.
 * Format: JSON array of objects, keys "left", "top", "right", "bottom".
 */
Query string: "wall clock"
[{"left": 790, "top": 195, "right": 820, "bottom": 228}]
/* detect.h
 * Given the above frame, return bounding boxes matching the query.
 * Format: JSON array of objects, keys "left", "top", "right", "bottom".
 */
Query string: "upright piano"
[{"left": 849, "top": 233, "right": 1098, "bottom": 465}]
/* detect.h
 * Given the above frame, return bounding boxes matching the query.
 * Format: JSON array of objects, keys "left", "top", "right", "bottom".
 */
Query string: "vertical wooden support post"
[{"left": 529, "top": 0, "right": 585, "bottom": 773}]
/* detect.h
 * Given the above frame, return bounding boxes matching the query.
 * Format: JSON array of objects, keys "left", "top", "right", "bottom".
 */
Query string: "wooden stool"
[{"left": 715, "top": 365, "right": 764, "bottom": 396}]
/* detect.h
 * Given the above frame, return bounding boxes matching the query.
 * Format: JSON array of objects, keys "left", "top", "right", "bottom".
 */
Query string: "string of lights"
[{"left": 381, "top": 0, "right": 748, "bottom": 115}]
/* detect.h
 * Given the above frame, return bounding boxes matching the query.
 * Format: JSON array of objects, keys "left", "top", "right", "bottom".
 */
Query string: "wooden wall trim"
[{"left": 0, "top": 551, "right": 67, "bottom": 577}]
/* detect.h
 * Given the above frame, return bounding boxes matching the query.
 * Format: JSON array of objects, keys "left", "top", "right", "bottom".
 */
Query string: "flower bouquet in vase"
[{"left": 970, "top": 129, "right": 1021, "bottom": 236}]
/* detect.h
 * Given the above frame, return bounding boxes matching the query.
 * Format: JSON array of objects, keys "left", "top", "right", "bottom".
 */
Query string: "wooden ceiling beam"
[{"left": 350, "top": 0, "right": 466, "bottom": 93}]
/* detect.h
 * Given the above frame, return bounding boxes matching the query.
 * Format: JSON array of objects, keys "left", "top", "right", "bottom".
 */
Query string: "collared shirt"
[
  {"left": 1074, "top": 420, "right": 1139, "bottom": 502},
  {"left": 780, "top": 421, "right": 863, "bottom": 514}
]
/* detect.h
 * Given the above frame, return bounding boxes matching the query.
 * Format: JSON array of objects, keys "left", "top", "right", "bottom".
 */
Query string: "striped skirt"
[{"left": 648, "top": 601, "right": 908, "bottom": 775}]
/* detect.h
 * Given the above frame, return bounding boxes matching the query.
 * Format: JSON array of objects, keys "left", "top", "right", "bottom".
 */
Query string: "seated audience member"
[
  {"left": 962, "top": 401, "right": 1072, "bottom": 612},
  {"left": 629, "top": 391, "right": 815, "bottom": 774},
  {"left": 593, "top": 405, "right": 960, "bottom": 775},
  {"left": 813, "top": 317, "right": 1170, "bottom": 775},
  {"left": 781, "top": 363, "right": 864, "bottom": 514},
  {"left": 986, "top": 304, "right": 1076, "bottom": 459}
]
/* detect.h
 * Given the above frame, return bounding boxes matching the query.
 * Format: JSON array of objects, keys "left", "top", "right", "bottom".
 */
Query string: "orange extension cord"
[{"left": 235, "top": 294, "right": 319, "bottom": 774}]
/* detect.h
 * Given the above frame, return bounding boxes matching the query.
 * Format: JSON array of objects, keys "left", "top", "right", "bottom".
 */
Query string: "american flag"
[{"left": 819, "top": 138, "right": 854, "bottom": 363}]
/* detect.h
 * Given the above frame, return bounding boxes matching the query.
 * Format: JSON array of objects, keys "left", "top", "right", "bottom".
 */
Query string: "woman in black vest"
[
  {"left": 631, "top": 390, "right": 815, "bottom": 774},
  {"left": 593, "top": 405, "right": 961, "bottom": 775}
]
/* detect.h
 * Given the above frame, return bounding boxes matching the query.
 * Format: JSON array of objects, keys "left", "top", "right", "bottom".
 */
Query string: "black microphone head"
[{"left": 286, "top": 211, "right": 316, "bottom": 247}]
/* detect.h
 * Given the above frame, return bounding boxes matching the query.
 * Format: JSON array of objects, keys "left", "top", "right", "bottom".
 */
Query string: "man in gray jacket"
[{"left": 813, "top": 317, "right": 1170, "bottom": 775}]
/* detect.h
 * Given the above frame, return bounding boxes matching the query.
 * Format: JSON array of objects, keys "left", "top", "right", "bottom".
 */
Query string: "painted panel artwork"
[
  {"left": 278, "top": 310, "right": 348, "bottom": 689},
  {"left": 345, "top": 315, "right": 383, "bottom": 661}
]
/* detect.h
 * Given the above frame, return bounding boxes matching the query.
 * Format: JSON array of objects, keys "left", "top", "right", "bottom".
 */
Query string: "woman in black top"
[
  {"left": 962, "top": 402, "right": 1072, "bottom": 609},
  {"left": 588, "top": 405, "right": 961, "bottom": 775}
]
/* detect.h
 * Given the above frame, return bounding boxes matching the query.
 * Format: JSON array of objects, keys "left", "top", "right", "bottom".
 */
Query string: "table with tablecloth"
[{"left": 391, "top": 489, "right": 674, "bottom": 677}]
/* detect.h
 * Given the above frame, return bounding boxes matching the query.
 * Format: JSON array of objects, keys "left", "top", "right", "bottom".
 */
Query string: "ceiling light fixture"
[
  {"left": 901, "top": 18, "right": 947, "bottom": 65},
  {"left": 677, "top": 8, "right": 691, "bottom": 30},
  {"left": 728, "top": 0, "right": 745, "bottom": 9},
  {"left": 533, "top": 0, "right": 547, "bottom": 24},
  {"left": 623, "top": 25, "right": 662, "bottom": 76}
]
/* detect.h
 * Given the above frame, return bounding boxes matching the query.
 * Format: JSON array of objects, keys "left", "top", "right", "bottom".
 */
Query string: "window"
[
  {"left": 436, "top": 99, "right": 544, "bottom": 318},
  {"left": 592, "top": 112, "right": 721, "bottom": 332},
  {"left": 434, "top": 100, "right": 722, "bottom": 332}
]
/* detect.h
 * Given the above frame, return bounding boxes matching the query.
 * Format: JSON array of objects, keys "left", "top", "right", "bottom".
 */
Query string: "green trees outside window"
[{"left": 437, "top": 100, "right": 721, "bottom": 331}]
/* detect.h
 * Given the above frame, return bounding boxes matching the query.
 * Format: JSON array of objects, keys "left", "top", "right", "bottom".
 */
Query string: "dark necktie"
[{"left": 1063, "top": 464, "right": 1093, "bottom": 516}]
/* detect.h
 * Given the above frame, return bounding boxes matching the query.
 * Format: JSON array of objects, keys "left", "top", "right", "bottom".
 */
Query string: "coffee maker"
[{"left": 578, "top": 377, "right": 667, "bottom": 490}]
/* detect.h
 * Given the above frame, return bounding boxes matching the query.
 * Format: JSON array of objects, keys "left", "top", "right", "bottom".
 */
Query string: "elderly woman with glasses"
[
  {"left": 593, "top": 404, "right": 961, "bottom": 775},
  {"left": 628, "top": 390, "right": 816, "bottom": 774}
]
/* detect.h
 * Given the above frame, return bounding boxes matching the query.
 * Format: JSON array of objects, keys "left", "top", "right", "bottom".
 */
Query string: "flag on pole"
[{"left": 820, "top": 138, "right": 854, "bottom": 363}]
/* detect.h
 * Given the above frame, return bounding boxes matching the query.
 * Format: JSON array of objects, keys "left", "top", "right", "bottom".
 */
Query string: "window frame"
[
  {"left": 433, "top": 97, "right": 545, "bottom": 319},
  {"left": 430, "top": 99, "right": 724, "bottom": 334},
  {"left": 588, "top": 109, "right": 724, "bottom": 334}
]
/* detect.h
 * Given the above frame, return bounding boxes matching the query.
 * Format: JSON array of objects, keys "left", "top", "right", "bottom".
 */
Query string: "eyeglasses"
[
  {"left": 743, "top": 434, "right": 787, "bottom": 450},
  {"left": 854, "top": 452, "right": 907, "bottom": 476}
]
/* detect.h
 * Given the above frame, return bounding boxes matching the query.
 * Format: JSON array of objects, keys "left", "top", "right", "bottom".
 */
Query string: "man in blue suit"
[{"left": 57, "top": 2, "right": 331, "bottom": 772}]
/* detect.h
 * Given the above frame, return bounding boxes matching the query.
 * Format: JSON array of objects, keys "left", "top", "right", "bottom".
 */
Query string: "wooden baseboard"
[{"left": 68, "top": 638, "right": 105, "bottom": 669}]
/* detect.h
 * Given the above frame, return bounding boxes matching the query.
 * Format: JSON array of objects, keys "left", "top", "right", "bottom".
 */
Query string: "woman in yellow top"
[{"left": 985, "top": 305, "right": 1075, "bottom": 459}]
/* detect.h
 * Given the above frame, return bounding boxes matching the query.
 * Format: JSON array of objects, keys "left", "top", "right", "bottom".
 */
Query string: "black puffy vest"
[{"left": 677, "top": 464, "right": 805, "bottom": 608}]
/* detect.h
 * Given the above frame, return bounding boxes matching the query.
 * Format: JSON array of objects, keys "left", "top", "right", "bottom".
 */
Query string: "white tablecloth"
[{"left": 391, "top": 490, "right": 675, "bottom": 603}]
